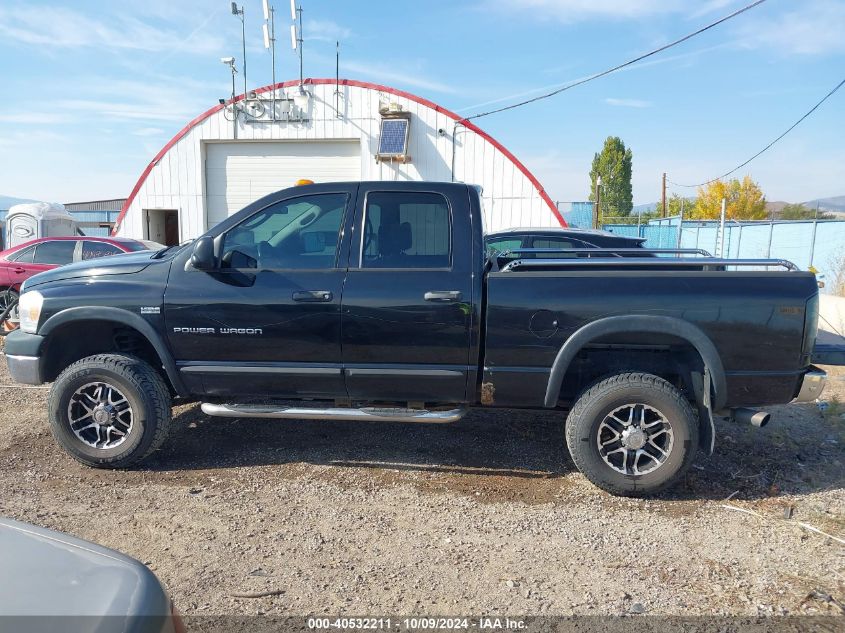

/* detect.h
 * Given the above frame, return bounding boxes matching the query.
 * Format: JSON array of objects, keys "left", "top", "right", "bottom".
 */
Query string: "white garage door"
[{"left": 205, "top": 140, "right": 361, "bottom": 228}]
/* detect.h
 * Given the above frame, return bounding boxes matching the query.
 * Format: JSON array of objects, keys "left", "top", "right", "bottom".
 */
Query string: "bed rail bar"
[
  {"left": 498, "top": 247, "right": 713, "bottom": 258},
  {"left": 498, "top": 257, "right": 800, "bottom": 272}
]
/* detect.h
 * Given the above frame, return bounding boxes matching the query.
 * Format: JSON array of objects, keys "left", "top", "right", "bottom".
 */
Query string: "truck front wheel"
[
  {"left": 48, "top": 354, "right": 172, "bottom": 468},
  {"left": 565, "top": 372, "right": 698, "bottom": 497}
]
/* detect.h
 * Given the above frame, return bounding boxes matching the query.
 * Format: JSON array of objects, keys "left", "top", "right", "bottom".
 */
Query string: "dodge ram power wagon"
[{"left": 4, "top": 182, "right": 836, "bottom": 496}]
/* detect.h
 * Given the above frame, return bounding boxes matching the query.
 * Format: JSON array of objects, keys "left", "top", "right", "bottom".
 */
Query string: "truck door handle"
[
  {"left": 292, "top": 290, "right": 333, "bottom": 302},
  {"left": 13, "top": 267, "right": 25, "bottom": 274},
  {"left": 424, "top": 290, "right": 462, "bottom": 302}
]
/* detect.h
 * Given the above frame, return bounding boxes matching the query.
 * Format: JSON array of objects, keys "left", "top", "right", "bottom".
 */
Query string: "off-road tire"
[
  {"left": 565, "top": 372, "right": 698, "bottom": 497},
  {"left": 48, "top": 354, "right": 172, "bottom": 468}
]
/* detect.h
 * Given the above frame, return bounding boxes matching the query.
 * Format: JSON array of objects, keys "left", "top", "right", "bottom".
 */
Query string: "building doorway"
[{"left": 143, "top": 209, "right": 179, "bottom": 246}]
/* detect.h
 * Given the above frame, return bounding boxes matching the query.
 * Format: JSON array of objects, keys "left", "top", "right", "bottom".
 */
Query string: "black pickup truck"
[{"left": 4, "top": 182, "right": 832, "bottom": 496}]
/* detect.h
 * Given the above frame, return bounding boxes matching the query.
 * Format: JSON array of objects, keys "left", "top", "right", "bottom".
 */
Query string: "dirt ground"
[{"left": 0, "top": 341, "right": 843, "bottom": 617}]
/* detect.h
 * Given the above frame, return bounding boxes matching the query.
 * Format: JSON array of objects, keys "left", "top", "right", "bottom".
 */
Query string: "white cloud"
[
  {"left": 688, "top": 0, "right": 738, "bottom": 19},
  {"left": 484, "top": 0, "right": 684, "bottom": 23},
  {"left": 733, "top": 0, "right": 845, "bottom": 55},
  {"left": 305, "top": 19, "right": 352, "bottom": 42},
  {"left": 342, "top": 60, "right": 457, "bottom": 94},
  {"left": 0, "top": 4, "right": 224, "bottom": 55},
  {"left": 45, "top": 75, "right": 219, "bottom": 125},
  {"left": 132, "top": 127, "right": 166, "bottom": 137},
  {"left": 604, "top": 98, "right": 652, "bottom": 108},
  {"left": 0, "top": 113, "right": 71, "bottom": 124},
  {"left": 458, "top": 44, "right": 727, "bottom": 114},
  {"left": 0, "top": 130, "right": 69, "bottom": 148}
]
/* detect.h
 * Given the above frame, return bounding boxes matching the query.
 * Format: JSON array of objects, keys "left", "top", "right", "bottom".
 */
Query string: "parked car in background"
[
  {"left": 0, "top": 517, "right": 184, "bottom": 633},
  {"left": 485, "top": 226, "right": 650, "bottom": 258},
  {"left": 0, "top": 236, "right": 163, "bottom": 329}
]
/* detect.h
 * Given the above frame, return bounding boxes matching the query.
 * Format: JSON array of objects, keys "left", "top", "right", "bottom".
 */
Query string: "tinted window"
[
  {"left": 531, "top": 237, "right": 577, "bottom": 258},
  {"left": 33, "top": 241, "right": 76, "bottom": 265},
  {"left": 9, "top": 245, "right": 36, "bottom": 263},
  {"left": 485, "top": 238, "right": 522, "bottom": 257},
  {"left": 221, "top": 193, "right": 348, "bottom": 270},
  {"left": 362, "top": 192, "right": 450, "bottom": 269},
  {"left": 81, "top": 241, "right": 123, "bottom": 260}
]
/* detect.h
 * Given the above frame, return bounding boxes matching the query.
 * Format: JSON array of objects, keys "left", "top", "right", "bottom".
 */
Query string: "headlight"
[{"left": 18, "top": 291, "right": 44, "bottom": 334}]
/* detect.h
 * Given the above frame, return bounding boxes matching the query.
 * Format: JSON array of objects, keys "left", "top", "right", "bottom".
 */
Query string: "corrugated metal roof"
[{"left": 63, "top": 199, "right": 126, "bottom": 212}]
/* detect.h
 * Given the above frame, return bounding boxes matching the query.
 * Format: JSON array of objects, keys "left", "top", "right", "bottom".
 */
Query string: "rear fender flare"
[
  {"left": 544, "top": 315, "right": 727, "bottom": 411},
  {"left": 39, "top": 306, "right": 187, "bottom": 397}
]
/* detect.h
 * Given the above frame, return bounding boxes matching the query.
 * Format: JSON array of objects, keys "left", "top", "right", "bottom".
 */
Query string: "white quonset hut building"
[{"left": 113, "top": 79, "right": 565, "bottom": 244}]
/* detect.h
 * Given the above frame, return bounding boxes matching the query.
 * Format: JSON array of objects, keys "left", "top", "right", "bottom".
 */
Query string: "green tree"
[
  {"left": 692, "top": 176, "right": 767, "bottom": 220},
  {"left": 654, "top": 194, "right": 696, "bottom": 217},
  {"left": 589, "top": 136, "right": 633, "bottom": 218},
  {"left": 779, "top": 203, "right": 832, "bottom": 220}
]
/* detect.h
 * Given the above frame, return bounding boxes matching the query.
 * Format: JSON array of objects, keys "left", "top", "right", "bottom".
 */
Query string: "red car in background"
[{"left": 0, "top": 236, "right": 163, "bottom": 329}]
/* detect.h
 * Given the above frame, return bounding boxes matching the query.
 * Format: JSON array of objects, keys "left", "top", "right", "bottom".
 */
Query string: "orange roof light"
[{"left": 295, "top": 178, "right": 314, "bottom": 186}]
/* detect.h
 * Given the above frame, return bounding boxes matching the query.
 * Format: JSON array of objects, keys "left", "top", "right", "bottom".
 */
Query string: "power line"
[
  {"left": 462, "top": 0, "right": 769, "bottom": 122},
  {"left": 668, "top": 76, "right": 845, "bottom": 188}
]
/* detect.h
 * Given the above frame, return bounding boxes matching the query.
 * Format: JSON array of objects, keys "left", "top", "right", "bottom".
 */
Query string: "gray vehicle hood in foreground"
[{"left": 0, "top": 517, "right": 173, "bottom": 631}]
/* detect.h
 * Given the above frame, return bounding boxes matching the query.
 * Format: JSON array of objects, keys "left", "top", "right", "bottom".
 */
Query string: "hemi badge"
[{"left": 140, "top": 306, "right": 161, "bottom": 314}]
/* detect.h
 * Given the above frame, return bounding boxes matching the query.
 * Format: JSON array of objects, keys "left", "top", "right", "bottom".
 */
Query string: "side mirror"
[{"left": 190, "top": 236, "right": 216, "bottom": 271}]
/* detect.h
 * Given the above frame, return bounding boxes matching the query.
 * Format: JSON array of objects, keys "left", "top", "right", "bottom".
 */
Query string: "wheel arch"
[
  {"left": 39, "top": 307, "right": 187, "bottom": 396},
  {"left": 544, "top": 315, "right": 727, "bottom": 411}
]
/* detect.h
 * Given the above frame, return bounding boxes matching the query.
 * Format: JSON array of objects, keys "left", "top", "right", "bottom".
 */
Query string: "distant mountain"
[
  {"left": 766, "top": 200, "right": 789, "bottom": 216},
  {"left": 633, "top": 202, "right": 658, "bottom": 214},
  {"left": 633, "top": 195, "right": 845, "bottom": 218},
  {"left": 0, "top": 194, "right": 37, "bottom": 209},
  {"left": 633, "top": 197, "right": 696, "bottom": 215},
  {"left": 802, "top": 196, "right": 845, "bottom": 212}
]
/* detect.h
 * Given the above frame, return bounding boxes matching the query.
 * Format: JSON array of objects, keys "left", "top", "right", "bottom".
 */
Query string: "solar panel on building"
[{"left": 378, "top": 118, "right": 409, "bottom": 156}]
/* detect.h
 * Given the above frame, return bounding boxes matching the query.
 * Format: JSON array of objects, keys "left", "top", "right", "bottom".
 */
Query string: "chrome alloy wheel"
[
  {"left": 596, "top": 403, "right": 674, "bottom": 476},
  {"left": 67, "top": 382, "right": 134, "bottom": 449}
]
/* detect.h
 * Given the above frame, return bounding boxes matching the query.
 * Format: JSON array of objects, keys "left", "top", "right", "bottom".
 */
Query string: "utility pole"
[
  {"left": 661, "top": 172, "right": 667, "bottom": 218},
  {"left": 593, "top": 176, "right": 602, "bottom": 229},
  {"left": 231, "top": 3, "right": 247, "bottom": 99}
]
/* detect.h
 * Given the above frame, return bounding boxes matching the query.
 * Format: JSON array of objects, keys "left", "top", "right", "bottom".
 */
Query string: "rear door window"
[
  {"left": 361, "top": 192, "right": 451, "bottom": 269},
  {"left": 33, "top": 240, "right": 77, "bottom": 265},
  {"left": 9, "top": 245, "right": 36, "bottom": 263}
]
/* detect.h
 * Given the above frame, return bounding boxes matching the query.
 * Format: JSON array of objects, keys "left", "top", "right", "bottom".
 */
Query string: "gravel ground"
[{"left": 0, "top": 341, "right": 843, "bottom": 617}]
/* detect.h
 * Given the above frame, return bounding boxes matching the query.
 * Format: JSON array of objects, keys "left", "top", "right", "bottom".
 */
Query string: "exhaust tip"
[
  {"left": 731, "top": 407, "right": 771, "bottom": 428},
  {"left": 750, "top": 411, "right": 771, "bottom": 428}
]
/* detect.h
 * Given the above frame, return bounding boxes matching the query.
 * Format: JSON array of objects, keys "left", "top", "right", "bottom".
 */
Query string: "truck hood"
[
  {"left": 0, "top": 517, "right": 171, "bottom": 617},
  {"left": 22, "top": 251, "right": 161, "bottom": 290}
]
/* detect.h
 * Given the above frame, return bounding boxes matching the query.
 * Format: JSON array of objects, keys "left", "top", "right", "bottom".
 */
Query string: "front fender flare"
[
  {"left": 39, "top": 306, "right": 187, "bottom": 397},
  {"left": 544, "top": 315, "right": 727, "bottom": 411}
]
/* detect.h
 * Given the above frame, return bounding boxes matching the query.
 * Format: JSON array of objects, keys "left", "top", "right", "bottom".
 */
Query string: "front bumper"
[
  {"left": 6, "top": 354, "right": 43, "bottom": 385},
  {"left": 794, "top": 367, "right": 826, "bottom": 403},
  {"left": 4, "top": 329, "right": 46, "bottom": 385}
]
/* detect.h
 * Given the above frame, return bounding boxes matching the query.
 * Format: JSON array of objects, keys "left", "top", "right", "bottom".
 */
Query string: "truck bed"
[{"left": 482, "top": 263, "right": 819, "bottom": 409}]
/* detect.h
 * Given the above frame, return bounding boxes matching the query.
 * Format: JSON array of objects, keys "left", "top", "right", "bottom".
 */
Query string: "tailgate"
[{"left": 813, "top": 329, "right": 845, "bottom": 365}]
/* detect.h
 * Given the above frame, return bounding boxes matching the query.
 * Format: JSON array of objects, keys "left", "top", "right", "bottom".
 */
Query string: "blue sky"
[{"left": 0, "top": 0, "right": 843, "bottom": 204}]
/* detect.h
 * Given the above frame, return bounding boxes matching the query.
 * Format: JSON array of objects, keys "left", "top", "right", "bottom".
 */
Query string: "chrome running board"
[{"left": 200, "top": 403, "right": 467, "bottom": 424}]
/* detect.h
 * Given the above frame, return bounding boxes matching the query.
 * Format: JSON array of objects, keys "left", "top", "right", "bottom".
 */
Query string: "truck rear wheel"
[
  {"left": 565, "top": 372, "right": 698, "bottom": 497},
  {"left": 48, "top": 354, "right": 172, "bottom": 468}
]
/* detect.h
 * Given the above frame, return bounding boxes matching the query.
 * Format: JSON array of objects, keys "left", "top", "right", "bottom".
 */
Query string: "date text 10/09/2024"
[{"left": 306, "top": 618, "right": 527, "bottom": 630}]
